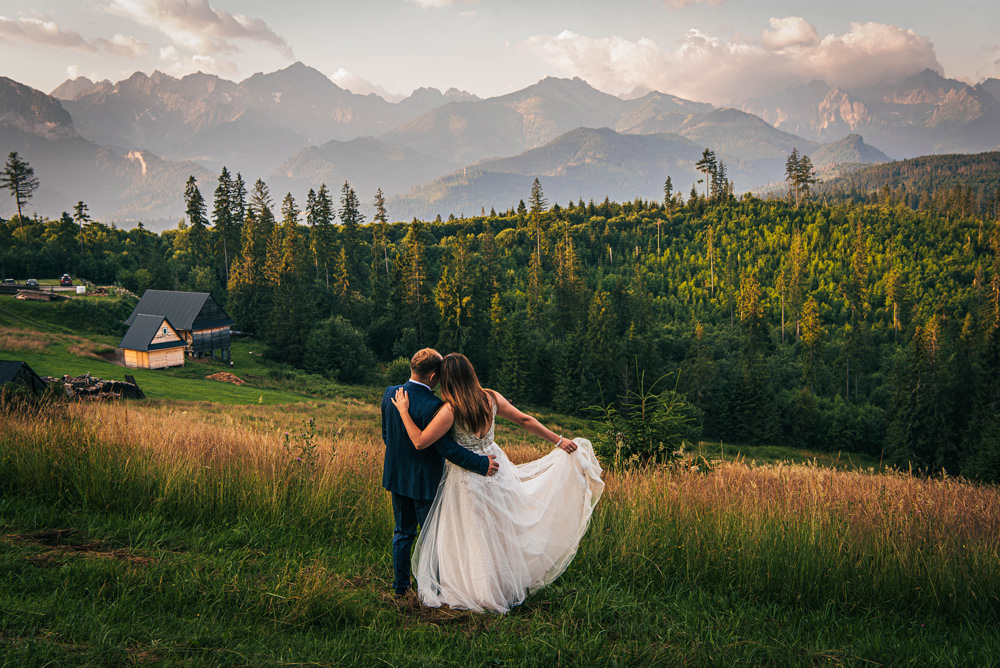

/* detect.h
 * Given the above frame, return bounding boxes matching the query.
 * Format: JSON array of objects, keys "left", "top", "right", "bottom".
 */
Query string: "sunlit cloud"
[
  {"left": 158, "top": 42, "right": 238, "bottom": 77},
  {"left": 0, "top": 14, "right": 147, "bottom": 57},
  {"left": 106, "top": 0, "right": 293, "bottom": 58},
  {"left": 330, "top": 67, "right": 405, "bottom": 101},
  {"left": 523, "top": 19, "right": 943, "bottom": 104}
]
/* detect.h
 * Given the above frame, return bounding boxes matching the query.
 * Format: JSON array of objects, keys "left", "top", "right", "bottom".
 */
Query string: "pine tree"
[
  {"left": 184, "top": 175, "right": 208, "bottom": 267},
  {"left": 267, "top": 193, "right": 316, "bottom": 365},
  {"left": 370, "top": 188, "right": 391, "bottom": 318},
  {"left": 436, "top": 235, "right": 475, "bottom": 354},
  {"left": 0, "top": 151, "right": 39, "bottom": 225},
  {"left": 212, "top": 167, "right": 236, "bottom": 282},
  {"left": 339, "top": 180, "right": 365, "bottom": 287},
  {"left": 800, "top": 295, "right": 823, "bottom": 394},
  {"left": 308, "top": 183, "right": 335, "bottom": 287},
  {"left": 695, "top": 149, "right": 717, "bottom": 200},
  {"left": 398, "top": 218, "right": 431, "bottom": 344}
]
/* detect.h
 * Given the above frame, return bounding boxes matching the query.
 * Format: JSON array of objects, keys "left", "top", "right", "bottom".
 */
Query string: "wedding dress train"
[{"left": 412, "top": 401, "right": 604, "bottom": 613}]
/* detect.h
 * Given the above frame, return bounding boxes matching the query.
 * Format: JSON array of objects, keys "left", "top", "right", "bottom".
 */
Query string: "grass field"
[
  {"left": 1, "top": 398, "right": 998, "bottom": 667},
  {"left": 1, "top": 295, "right": 999, "bottom": 666}
]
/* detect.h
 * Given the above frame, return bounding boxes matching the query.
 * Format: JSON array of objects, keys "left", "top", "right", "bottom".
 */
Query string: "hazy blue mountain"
[
  {"left": 381, "top": 77, "right": 640, "bottom": 164},
  {"left": 810, "top": 134, "right": 890, "bottom": 169},
  {"left": 0, "top": 76, "right": 211, "bottom": 226},
  {"left": 52, "top": 63, "right": 475, "bottom": 177},
  {"left": 980, "top": 79, "right": 1000, "bottom": 101},
  {"left": 615, "top": 91, "right": 715, "bottom": 134},
  {"left": 270, "top": 136, "right": 458, "bottom": 208},
  {"left": 389, "top": 126, "right": 759, "bottom": 221}
]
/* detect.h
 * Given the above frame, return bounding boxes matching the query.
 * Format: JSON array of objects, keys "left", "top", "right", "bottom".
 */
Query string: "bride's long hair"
[{"left": 439, "top": 353, "right": 492, "bottom": 436}]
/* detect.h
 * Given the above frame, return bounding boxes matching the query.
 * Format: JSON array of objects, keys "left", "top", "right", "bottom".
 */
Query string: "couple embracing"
[{"left": 381, "top": 348, "right": 605, "bottom": 613}]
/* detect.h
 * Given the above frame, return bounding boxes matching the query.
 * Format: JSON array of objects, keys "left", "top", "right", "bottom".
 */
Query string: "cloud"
[
  {"left": 762, "top": 16, "right": 819, "bottom": 50},
  {"left": 404, "top": 0, "right": 477, "bottom": 8},
  {"left": 0, "top": 14, "right": 147, "bottom": 56},
  {"left": 157, "top": 41, "right": 237, "bottom": 76},
  {"left": 107, "top": 0, "right": 293, "bottom": 58},
  {"left": 523, "top": 19, "right": 943, "bottom": 104},
  {"left": 330, "top": 68, "right": 406, "bottom": 102}
]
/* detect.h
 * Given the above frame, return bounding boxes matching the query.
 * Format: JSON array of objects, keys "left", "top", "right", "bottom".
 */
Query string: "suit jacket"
[{"left": 382, "top": 380, "right": 489, "bottom": 500}]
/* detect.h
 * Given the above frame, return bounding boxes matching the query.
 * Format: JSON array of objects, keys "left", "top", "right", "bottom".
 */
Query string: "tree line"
[{"left": 2, "top": 157, "right": 999, "bottom": 482}]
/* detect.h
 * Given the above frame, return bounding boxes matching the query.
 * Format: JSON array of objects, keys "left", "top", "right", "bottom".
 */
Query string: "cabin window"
[{"left": 163, "top": 328, "right": 168, "bottom": 334}]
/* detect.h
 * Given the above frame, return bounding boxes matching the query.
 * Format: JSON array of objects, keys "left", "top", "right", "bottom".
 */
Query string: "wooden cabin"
[
  {"left": 0, "top": 360, "right": 47, "bottom": 394},
  {"left": 124, "top": 290, "right": 236, "bottom": 360},
  {"left": 119, "top": 315, "right": 187, "bottom": 369}
]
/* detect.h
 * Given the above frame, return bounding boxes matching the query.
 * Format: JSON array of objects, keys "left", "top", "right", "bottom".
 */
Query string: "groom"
[{"left": 381, "top": 348, "right": 498, "bottom": 597}]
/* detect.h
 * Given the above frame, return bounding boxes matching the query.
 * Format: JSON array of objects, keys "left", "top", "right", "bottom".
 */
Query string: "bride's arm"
[
  {"left": 391, "top": 388, "right": 456, "bottom": 449},
  {"left": 490, "top": 390, "right": 578, "bottom": 453}
]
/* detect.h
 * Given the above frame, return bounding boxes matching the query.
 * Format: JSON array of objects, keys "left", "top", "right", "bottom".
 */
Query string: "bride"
[{"left": 391, "top": 352, "right": 604, "bottom": 613}]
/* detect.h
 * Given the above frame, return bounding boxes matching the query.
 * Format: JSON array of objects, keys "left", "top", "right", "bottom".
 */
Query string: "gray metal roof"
[
  {"left": 0, "top": 360, "right": 46, "bottom": 393},
  {"left": 125, "top": 290, "right": 234, "bottom": 331},
  {"left": 119, "top": 315, "right": 187, "bottom": 352}
]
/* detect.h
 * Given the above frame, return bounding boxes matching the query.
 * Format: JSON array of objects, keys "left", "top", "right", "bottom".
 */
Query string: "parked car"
[
  {"left": 26, "top": 278, "right": 39, "bottom": 287},
  {"left": 2, "top": 278, "right": 15, "bottom": 285},
  {"left": 60, "top": 274, "right": 73, "bottom": 286}
]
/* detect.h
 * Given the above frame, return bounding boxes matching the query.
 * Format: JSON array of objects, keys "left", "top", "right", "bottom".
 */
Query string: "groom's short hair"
[{"left": 410, "top": 348, "right": 442, "bottom": 379}]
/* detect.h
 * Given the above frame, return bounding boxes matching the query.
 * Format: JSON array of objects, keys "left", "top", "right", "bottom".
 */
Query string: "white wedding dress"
[{"left": 412, "top": 399, "right": 605, "bottom": 613}]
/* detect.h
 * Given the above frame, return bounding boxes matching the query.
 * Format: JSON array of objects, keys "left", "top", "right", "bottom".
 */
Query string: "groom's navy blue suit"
[{"left": 382, "top": 379, "right": 490, "bottom": 594}]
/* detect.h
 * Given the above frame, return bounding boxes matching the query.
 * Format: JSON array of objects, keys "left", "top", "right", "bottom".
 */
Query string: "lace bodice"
[{"left": 450, "top": 396, "right": 497, "bottom": 453}]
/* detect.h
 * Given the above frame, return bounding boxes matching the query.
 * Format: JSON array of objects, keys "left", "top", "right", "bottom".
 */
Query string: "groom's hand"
[{"left": 486, "top": 455, "right": 499, "bottom": 476}]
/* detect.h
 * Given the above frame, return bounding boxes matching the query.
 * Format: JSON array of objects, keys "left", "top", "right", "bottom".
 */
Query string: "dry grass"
[
  {"left": 2, "top": 400, "right": 999, "bottom": 618},
  {"left": 0, "top": 326, "right": 50, "bottom": 353},
  {"left": 0, "top": 325, "right": 114, "bottom": 359}
]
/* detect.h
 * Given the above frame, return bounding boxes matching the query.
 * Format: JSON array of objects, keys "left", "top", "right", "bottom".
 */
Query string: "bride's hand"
[
  {"left": 558, "top": 437, "right": 578, "bottom": 454},
  {"left": 392, "top": 388, "right": 410, "bottom": 413}
]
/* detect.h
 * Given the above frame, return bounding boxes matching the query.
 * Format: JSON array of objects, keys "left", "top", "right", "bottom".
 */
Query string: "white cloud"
[
  {"left": 523, "top": 19, "right": 943, "bottom": 104},
  {"left": 0, "top": 14, "right": 147, "bottom": 56},
  {"left": 96, "top": 33, "right": 148, "bottom": 57},
  {"left": 330, "top": 68, "right": 406, "bottom": 101},
  {"left": 157, "top": 41, "right": 237, "bottom": 76},
  {"left": 106, "top": 0, "right": 293, "bottom": 58},
  {"left": 404, "top": 0, "right": 477, "bottom": 8},
  {"left": 762, "top": 16, "right": 819, "bottom": 50}
]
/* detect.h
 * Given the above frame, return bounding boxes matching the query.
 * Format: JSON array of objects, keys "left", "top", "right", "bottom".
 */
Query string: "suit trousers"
[{"left": 391, "top": 492, "right": 433, "bottom": 594}]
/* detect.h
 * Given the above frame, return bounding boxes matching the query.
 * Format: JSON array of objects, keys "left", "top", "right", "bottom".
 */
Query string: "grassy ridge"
[{"left": 1, "top": 401, "right": 998, "bottom": 666}]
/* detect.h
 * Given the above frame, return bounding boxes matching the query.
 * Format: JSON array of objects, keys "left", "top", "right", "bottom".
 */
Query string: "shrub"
[
  {"left": 302, "top": 316, "right": 376, "bottom": 384},
  {"left": 590, "top": 372, "right": 702, "bottom": 470}
]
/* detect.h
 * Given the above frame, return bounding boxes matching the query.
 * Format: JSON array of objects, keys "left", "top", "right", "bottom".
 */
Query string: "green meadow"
[{"left": 1, "top": 295, "right": 999, "bottom": 667}]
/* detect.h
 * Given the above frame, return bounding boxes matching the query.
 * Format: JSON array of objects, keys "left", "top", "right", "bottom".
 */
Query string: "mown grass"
[
  {"left": 0, "top": 296, "right": 365, "bottom": 405},
  {"left": 1, "top": 400, "right": 998, "bottom": 667}
]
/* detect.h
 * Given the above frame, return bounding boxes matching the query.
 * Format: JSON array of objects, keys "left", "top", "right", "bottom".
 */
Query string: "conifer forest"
[{"left": 3, "top": 168, "right": 1000, "bottom": 481}]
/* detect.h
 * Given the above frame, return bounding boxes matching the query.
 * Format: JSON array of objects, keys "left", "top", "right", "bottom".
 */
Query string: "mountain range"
[{"left": 0, "top": 63, "right": 996, "bottom": 226}]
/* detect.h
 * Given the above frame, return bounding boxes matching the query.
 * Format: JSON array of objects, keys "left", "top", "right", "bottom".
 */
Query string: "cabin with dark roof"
[
  {"left": 119, "top": 315, "right": 187, "bottom": 369},
  {"left": 0, "top": 360, "right": 47, "bottom": 394},
  {"left": 124, "top": 290, "right": 235, "bottom": 361}
]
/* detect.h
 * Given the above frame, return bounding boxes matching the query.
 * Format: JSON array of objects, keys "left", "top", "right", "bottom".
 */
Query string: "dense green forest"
[
  {"left": 818, "top": 151, "right": 1000, "bottom": 218},
  {"left": 2, "top": 167, "right": 999, "bottom": 481}
]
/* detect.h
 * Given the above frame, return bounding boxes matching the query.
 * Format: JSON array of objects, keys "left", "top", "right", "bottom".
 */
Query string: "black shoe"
[{"left": 394, "top": 588, "right": 409, "bottom": 598}]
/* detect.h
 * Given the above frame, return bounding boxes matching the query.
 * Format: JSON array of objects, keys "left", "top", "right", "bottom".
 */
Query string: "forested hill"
[
  {"left": 2, "top": 184, "right": 999, "bottom": 481},
  {"left": 817, "top": 151, "right": 1000, "bottom": 217}
]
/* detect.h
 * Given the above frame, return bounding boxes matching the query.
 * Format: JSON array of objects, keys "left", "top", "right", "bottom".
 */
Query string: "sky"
[{"left": 1, "top": 0, "right": 998, "bottom": 105}]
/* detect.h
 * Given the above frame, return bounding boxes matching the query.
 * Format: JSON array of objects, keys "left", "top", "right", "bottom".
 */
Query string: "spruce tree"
[
  {"left": 0, "top": 151, "right": 39, "bottom": 225},
  {"left": 184, "top": 175, "right": 208, "bottom": 267}
]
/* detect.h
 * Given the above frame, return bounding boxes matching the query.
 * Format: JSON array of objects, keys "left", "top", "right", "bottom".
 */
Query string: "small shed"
[
  {"left": 119, "top": 315, "right": 187, "bottom": 369},
  {"left": 125, "top": 290, "right": 235, "bottom": 360},
  {"left": 0, "top": 360, "right": 48, "bottom": 394}
]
